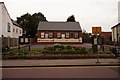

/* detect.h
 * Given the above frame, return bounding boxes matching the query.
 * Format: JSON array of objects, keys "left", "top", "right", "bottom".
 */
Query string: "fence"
[{"left": 1, "top": 36, "right": 19, "bottom": 48}]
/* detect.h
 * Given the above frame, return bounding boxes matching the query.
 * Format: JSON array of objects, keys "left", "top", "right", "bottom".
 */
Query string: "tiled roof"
[
  {"left": 11, "top": 19, "right": 21, "bottom": 27},
  {"left": 37, "top": 21, "right": 82, "bottom": 31}
]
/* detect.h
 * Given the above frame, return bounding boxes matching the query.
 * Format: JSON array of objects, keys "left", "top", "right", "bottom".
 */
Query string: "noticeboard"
[
  {"left": 19, "top": 36, "right": 30, "bottom": 44},
  {"left": 92, "top": 27, "right": 101, "bottom": 34}
]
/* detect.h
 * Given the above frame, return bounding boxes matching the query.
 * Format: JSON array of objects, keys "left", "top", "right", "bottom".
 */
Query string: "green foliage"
[
  {"left": 3, "top": 49, "right": 29, "bottom": 56},
  {"left": 17, "top": 50, "right": 29, "bottom": 55},
  {"left": 42, "top": 45, "right": 88, "bottom": 54},
  {"left": 82, "top": 30, "right": 92, "bottom": 43},
  {"left": 2, "top": 46, "right": 10, "bottom": 52},
  {"left": 65, "top": 45, "right": 72, "bottom": 49},
  {"left": 73, "top": 47, "right": 81, "bottom": 50},
  {"left": 54, "top": 45, "right": 65, "bottom": 50},
  {"left": 17, "top": 12, "right": 47, "bottom": 38},
  {"left": 67, "top": 15, "right": 76, "bottom": 22}
]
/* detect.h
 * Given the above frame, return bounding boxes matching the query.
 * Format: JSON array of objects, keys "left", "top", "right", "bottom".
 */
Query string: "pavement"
[{"left": 2, "top": 58, "right": 120, "bottom": 67}]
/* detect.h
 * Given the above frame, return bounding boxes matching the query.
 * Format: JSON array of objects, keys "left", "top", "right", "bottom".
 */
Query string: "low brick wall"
[{"left": 2, "top": 54, "right": 115, "bottom": 60}]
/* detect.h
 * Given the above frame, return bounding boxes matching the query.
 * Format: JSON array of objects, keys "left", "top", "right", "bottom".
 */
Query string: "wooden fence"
[{"left": 1, "top": 36, "right": 19, "bottom": 48}]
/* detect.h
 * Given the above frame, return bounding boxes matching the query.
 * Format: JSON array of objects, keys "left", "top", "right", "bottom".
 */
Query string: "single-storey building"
[{"left": 37, "top": 21, "right": 82, "bottom": 44}]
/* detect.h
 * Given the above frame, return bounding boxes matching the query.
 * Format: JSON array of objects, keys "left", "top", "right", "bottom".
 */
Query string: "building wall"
[
  {"left": 118, "top": 1, "right": 120, "bottom": 23},
  {"left": 112, "top": 25, "right": 120, "bottom": 43},
  {"left": 0, "top": 4, "right": 2, "bottom": 37},
  {"left": 1, "top": 3, "right": 13, "bottom": 38},
  {"left": 37, "top": 31, "right": 82, "bottom": 43},
  {"left": 118, "top": 25, "right": 120, "bottom": 42},
  {"left": 12, "top": 24, "right": 22, "bottom": 38}
]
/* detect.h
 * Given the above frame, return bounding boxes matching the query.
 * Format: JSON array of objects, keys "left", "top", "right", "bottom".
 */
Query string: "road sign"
[{"left": 92, "top": 27, "right": 101, "bottom": 34}]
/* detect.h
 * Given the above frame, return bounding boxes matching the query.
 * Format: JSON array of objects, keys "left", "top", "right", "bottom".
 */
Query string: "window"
[
  {"left": 20, "top": 30, "right": 22, "bottom": 34},
  {"left": 48, "top": 32, "right": 53, "bottom": 39},
  {"left": 66, "top": 32, "right": 70, "bottom": 39},
  {"left": 41, "top": 32, "right": 45, "bottom": 39},
  {"left": 74, "top": 32, "right": 78, "bottom": 39},
  {"left": 16, "top": 29, "right": 18, "bottom": 33},
  {"left": 13, "top": 29, "right": 15, "bottom": 33},
  {"left": 57, "top": 32, "right": 61, "bottom": 39},
  {"left": 8, "top": 23, "right": 11, "bottom": 32}
]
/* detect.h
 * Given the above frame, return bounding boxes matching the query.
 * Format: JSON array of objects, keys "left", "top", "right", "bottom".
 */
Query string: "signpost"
[
  {"left": 92, "top": 27, "right": 101, "bottom": 34},
  {"left": 92, "top": 27, "right": 102, "bottom": 63}
]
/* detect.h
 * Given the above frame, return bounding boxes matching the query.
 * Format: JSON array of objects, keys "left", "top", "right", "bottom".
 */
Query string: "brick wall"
[{"left": 37, "top": 31, "right": 82, "bottom": 38}]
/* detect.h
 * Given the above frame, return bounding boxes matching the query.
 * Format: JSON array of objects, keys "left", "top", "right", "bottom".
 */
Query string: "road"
[{"left": 1, "top": 66, "right": 119, "bottom": 79}]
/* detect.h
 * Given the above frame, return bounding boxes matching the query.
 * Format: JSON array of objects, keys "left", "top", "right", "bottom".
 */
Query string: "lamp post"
[{"left": 28, "top": 35, "right": 31, "bottom": 51}]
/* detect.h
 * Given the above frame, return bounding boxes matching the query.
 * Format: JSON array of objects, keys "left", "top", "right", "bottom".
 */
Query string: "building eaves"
[{"left": 111, "top": 23, "right": 120, "bottom": 29}]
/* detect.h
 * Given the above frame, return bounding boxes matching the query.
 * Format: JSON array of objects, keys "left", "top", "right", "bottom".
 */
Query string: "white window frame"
[
  {"left": 41, "top": 32, "right": 45, "bottom": 39},
  {"left": 57, "top": 32, "right": 61, "bottom": 39},
  {"left": 66, "top": 32, "right": 70, "bottom": 39},
  {"left": 74, "top": 32, "right": 79, "bottom": 39},
  {"left": 49, "top": 32, "right": 53, "bottom": 39}
]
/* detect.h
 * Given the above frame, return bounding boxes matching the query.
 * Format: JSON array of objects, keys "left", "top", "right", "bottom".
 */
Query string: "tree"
[
  {"left": 67, "top": 15, "right": 76, "bottom": 22},
  {"left": 17, "top": 12, "right": 47, "bottom": 38},
  {"left": 82, "top": 29, "right": 92, "bottom": 43}
]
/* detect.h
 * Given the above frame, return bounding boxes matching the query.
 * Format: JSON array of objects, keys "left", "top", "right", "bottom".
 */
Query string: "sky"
[{"left": 0, "top": 0, "right": 119, "bottom": 33}]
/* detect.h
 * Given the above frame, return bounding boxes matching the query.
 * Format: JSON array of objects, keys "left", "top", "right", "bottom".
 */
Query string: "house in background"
[
  {"left": 111, "top": 23, "right": 120, "bottom": 44},
  {"left": 0, "top": 2, "right": 23, "bottom": 48},
  {"left": 37, "top": 21, "right": 82, "bottom": 44}
]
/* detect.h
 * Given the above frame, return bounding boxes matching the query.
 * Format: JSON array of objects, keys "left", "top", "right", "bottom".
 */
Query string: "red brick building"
[{"left": 37, "top": 21, "right": 82, "bottom": 44}]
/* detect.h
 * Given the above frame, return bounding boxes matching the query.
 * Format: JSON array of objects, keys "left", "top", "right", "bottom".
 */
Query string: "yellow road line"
[{"left": 0, "top": 66, "right": 120, "bottom": 69}]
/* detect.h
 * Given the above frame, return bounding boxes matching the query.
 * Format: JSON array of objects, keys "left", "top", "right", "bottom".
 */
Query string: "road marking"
[{"left": 1, "top": 66, "right": 120, "bottom": 69}]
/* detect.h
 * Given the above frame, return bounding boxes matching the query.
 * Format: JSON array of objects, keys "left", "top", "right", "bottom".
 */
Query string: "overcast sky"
[{"left": 1, "top": 0, "right": 119, "bottom": 33}]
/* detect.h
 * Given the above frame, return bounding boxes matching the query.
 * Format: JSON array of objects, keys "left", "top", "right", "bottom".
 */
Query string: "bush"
[
  {"left": 2, "top": 46, "right": 10, "bottom": 52},
  {"left": 54, "top": 45, "right": 64, "bottom": 50},
  {"left": 65, "top": 45, "right": 72, "bottom": 49},
  {"left": 42, "top": 49, "right": 54, "bottom": 54},
  {"left": 42, "top": 45, "right": 88, "bottom": 54},
  {"left": 3, "top": 49, "right": 29, "bottom": 56},
  {"left": 74, "top": 47, "right": 88, "bottom": 54},
  {"left": 73, "top": 47, "right": 81, "bottom": 50},
  {"left": 17, "top": 50, "right": 29, "bottom": 55},
  {"left": 31, "top": 51, "right": 40, "bottom": 54}
]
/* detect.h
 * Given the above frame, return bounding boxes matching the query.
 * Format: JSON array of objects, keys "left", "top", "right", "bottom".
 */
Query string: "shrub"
[
  {"left": 7, "top": 52, "right": 15, "bottom": 56},
  {"left": 73, "top": 47, "right": 81, "bottom": 50},
  {"left": 54, "top": 45, "right": 65, "bottom": 50},
  {"left": 42, "top": 49, "right": 54, "bottom": 54},
  {"left": 54, "top": 50, "right": 62, "bottom": 54},
  {"left": 17, "top": 50, "right": 29, "bottom": 55},
  {"left": 2, "top": 46, "right": 10, "bottom": 52},
  {"left": 65, "top": 45, "right": 72, "bottom": 49},
  {"left": 74, "top": 47, "right": 88, "bottom": 54},
  {"left": 30, "top": 50, "right": 40, "bottom": 54}
]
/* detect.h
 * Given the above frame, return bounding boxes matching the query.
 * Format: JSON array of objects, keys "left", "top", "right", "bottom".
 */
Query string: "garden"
[{"left": 2, "top": 45, "right": 115, "bottom": 59}]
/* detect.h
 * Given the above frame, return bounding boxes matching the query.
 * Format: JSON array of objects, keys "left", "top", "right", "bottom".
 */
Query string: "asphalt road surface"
[{"left": 2, "top": 66, "right": 119, "bottom": 79}]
